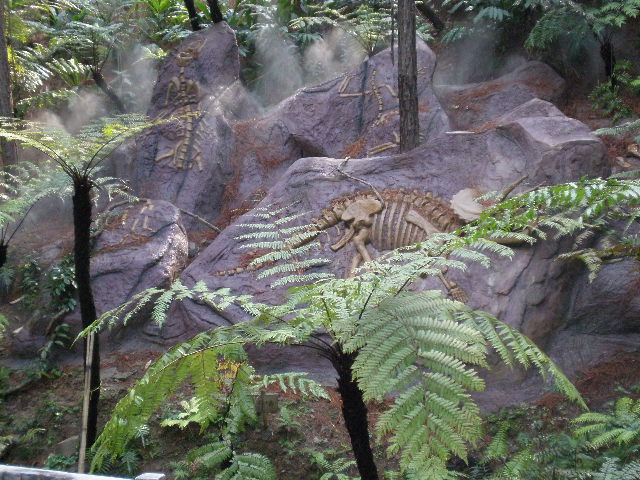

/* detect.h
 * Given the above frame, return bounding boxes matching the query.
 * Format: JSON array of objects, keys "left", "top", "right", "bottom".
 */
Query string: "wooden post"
[{"left": 78, "top": 332, "right": 95, "bottom": 473}]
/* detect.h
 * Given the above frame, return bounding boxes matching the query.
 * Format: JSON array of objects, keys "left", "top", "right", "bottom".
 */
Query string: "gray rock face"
[
  {"left": 10, "top": 200, "right": 188, "bottom": 354},
  {"left": 158, "top": 94, "right": 640, "bottom": 405},
  {"left": 111, "top": 23, "right": 241, "bottom": 225},
  {"left": 90, "top": 200, "right": 188, "bottom": 331},
  {"left": 435, "top": 61, "right": 566, "bottom": 130},
  {"left": 157, "top": 99, "right": 612, "bottom": 364}
]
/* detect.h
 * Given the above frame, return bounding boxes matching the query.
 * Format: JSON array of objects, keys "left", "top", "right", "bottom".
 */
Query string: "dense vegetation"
[{"left": 0, "top": 0, "right": 639, "bottom": 479}]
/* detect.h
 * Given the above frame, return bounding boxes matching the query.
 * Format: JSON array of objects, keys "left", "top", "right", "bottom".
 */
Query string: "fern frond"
[
  {"left": 89, "top": 329, "right": 251, "bottom": 471},
  {"left": 216, "top": 452, "right": 276, "bottom": 480},
  {"left": 256, "top": 372, "right": 329, "bottom": 399}
]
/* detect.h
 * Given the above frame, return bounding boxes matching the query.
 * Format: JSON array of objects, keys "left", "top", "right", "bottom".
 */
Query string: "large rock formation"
[
  {"left": 20, "top": 28, "right": 637, "bottom": 404},
  {"left": 138, "top": 97, "right": 639, "bottom": 404},
  {"left": 218, "top": 41, "right": 451, "bottom": 221},
  {"left": 111, "top": 23, "right": 244, "bottom": 225},
  {"left": 435, "top": 61, "right": 566, "bottom": 130}
]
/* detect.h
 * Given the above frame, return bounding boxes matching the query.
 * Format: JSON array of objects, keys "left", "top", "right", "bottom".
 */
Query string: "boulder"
[
  {"left": 218, "top": 40, "right": 450, "bottom": 218},
  {"left": 89, "top": 199, "right": 188, "bottom": 335},
  {"left": 435, "top": 61, "right": 566, "bottom": 130}
]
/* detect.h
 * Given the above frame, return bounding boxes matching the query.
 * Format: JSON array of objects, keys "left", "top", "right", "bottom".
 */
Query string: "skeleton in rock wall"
[
  {"left": 153, "top": 40, "right": 210, "bottom": 171},
  {"left": 214, "top": 188, "right": 493, "bottom": 302}
]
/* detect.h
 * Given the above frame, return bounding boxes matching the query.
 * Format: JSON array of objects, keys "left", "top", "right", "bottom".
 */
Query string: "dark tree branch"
[
  {"left": 334, "top": 347, "right": 379, "bottom": 480},
  {"left": 184, "top": 0, "right": 202, "bottom": 30},
  {"left": 398, "top": 0, "right": 420, "bottom": 151},
  {"left": 207, "top": 0, "right": 224, "bottom": 23},
  {"left": 72, "top": 177, "right": 100, "bottom": 454},
  {"left": 416, "top": 1, "right": 445, "bottom": 33},
  {"left": 0, "top": 0, "right": 18, "bottom": 167},
  {"left": 91, "top": 70, "right": 127, "bottom": 114}
]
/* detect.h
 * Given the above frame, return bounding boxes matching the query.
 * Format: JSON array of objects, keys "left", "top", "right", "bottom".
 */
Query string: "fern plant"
[
  {"left": 84, "top": 169, "right": 640, "bottom": 479},
  {"left": 574, "top": 397, "right": 640, "bottom": 450}
]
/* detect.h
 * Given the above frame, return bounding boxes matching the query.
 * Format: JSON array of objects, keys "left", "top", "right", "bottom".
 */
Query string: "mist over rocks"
[
  {"left": 217, "top": 39, "right": 450, "bottom": 217},
  {"left": 434, "top": 61, "right": 567, "bottom": 130},
  {"left": 110, "top": 22, "right": 241, "bottom": 227}
]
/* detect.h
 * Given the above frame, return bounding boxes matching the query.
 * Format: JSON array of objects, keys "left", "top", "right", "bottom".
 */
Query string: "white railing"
[{"left": 0, "top": 465, "right": 165, "bottom": 480}]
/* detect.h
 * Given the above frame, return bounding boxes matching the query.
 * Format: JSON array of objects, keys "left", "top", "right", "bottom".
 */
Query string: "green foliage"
[
  {"left": 307, "top": 448, "right": 357, "bottom": 480},
  {"left": 589, "top": 82, "right": 633, "bottom": 125},
  {"left": 235, "top": 205, "right": 332, "bottom": 287},
  {"left": 44, "top": 453, "right": 79, "bottom": 471},
  {"left": 216, "top": 451, "right": 276, "bottom": 480},
  {"left": 258, "top": 372, "right": 329, "bottom": 399},
  {"left": 591, "top": 458, "right": 640, "bottom": 480},
  {"left": 0, "top": 266, "right": 15, "bottom": 296},
  {"left": 38, "top": 322, "right": 73, "bottom": 369},
  {"left": 134, "top": 0, "right": 193, "bottom": 45},
  {"left": 0, "top": 315, "right": 6, "bottom": 343},
  {"left": 290, "top": 2, "right": 393, "bottom": 55},
  {"left": 17, "top": 255, "right": 77, "bottom": 314},
  {"left": 588, "top": 61, "right": 640, "bottom": 124},
  {"left": 19, "top": 258, "right": 43, "bottom": 311},
  {"left": 46, "top": 255, "right": 77, "bottom": 313},
  {"left": 574, "top": 397, "right": 640, "bottom": 449},
  {"left": 343, "top": 290, "right": 581, "bottom": 478},
  {"left": 595, "top": 119, "right": 640, "bottom": 144}
]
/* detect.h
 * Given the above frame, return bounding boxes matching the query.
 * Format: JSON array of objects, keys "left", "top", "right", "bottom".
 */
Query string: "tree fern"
[
  {"left": 591, "top": 458, "right": 640, "bottom": 480},
  {"left": 216, "top": 452, "right": 276, "bottom": 480}
]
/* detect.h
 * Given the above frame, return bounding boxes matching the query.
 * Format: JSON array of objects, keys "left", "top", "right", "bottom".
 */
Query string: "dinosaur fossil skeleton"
[
  {"left": 152, "top": 39, "right": 210, "bottom": 171},
  {"left": 214, "top": 188, "right": 492, "bottom": 302},
  {"left": 310, "top": 190, "right": 464, "bottom": 269}
]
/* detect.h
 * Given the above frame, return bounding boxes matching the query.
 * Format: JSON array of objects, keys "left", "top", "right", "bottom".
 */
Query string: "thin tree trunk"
[
  {"left": 0, "top": 242, "right": 6, "bottom": 269},
  {"left": 334, "top": 348, "right": 379, "bottom": 480},
  {"left": 72, "top": 177, "right": 100, "bottom": 457},
  {"left": 206, "top": 0, "right": 224, "bottom": 23},
  {"left": 398, "top": 0, "right": 419, "bottom": 152},
  {"left": 0, "top": 0, "right": 18, "bottom": 167},
  {"left": 600, "top": 38, "right": 616, "bottom": 86},
  {"left": 184, "top": 0, "right": 202, "bottom": 31},
  {"left": 415, "top": 1, "right": 444, "bottom": 33},
  {"left": 91, "top": 69, "right": 127, "bottom": 114}
]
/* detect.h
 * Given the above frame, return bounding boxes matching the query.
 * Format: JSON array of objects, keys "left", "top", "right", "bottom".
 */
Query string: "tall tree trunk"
[
  {"left": 334, "top": 348, "right": 379, "bottom": 480},
  {"left": 398, "top": 0, "right": 419, "bottom": 152},
  {"left": 91, "top": 69, "right": 127, "bottom": 114},
  {"left": 184, "top": 0, "right": 202, "bottom": 31},
  {"left": 72, "top": 177, "right": 100, "bottom": 457},
  {"left": 0, "top": 0, "right": 18, "bottom": 167},
  {"left": 207, "top": 0, "right": 224, "bottom": 23}
]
